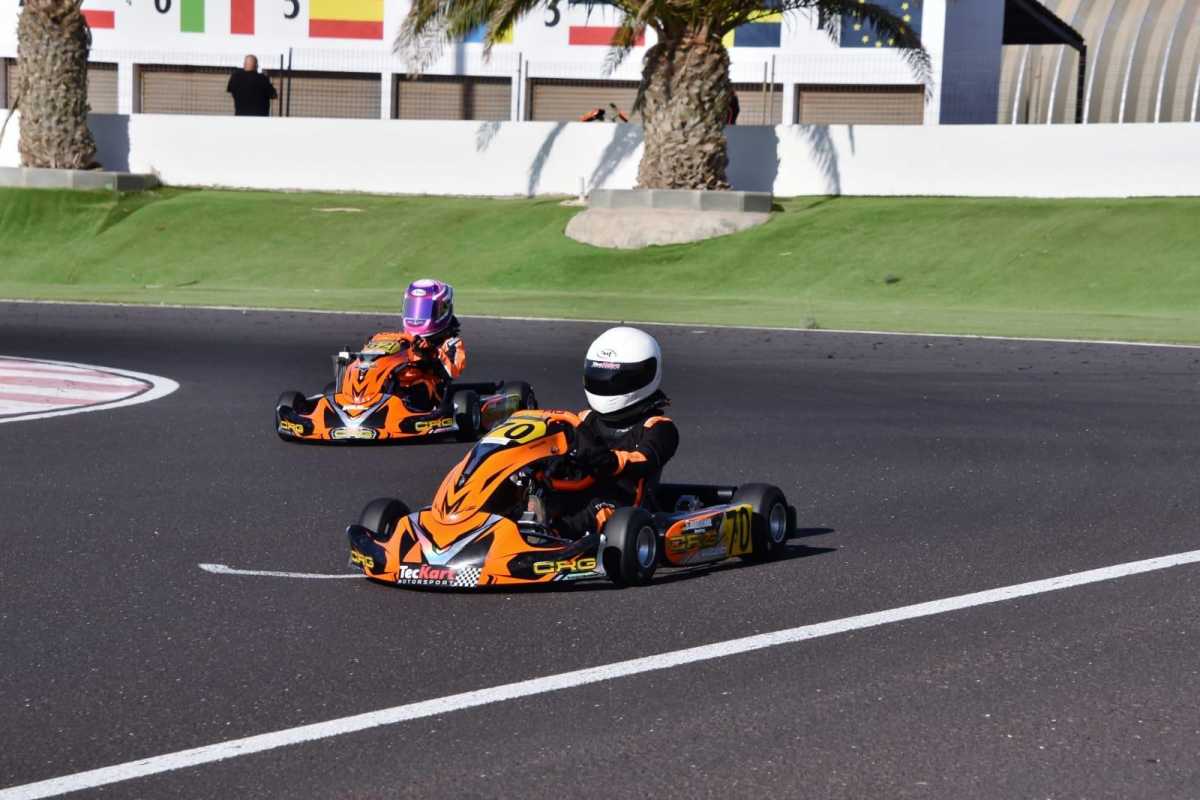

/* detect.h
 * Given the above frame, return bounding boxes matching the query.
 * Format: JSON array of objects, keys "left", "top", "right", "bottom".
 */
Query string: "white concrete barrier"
[{"left": 2, "top": 110, "right": 1198, "bottom": 198}]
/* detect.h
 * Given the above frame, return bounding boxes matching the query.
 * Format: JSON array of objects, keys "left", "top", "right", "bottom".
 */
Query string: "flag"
[
  {"left": 568, "top": 26, "right": 644, "bottom": 46},
  {"left": 310, "top": 0, "right": 384, "bottom": 40},
  {"left": 180, "top": 0, "right": 204, "bottom": 33},
  {"left": 464, "top": 24, "right": 513, "bottom": 44},
  {"left": 722, "top": 12, "right": 781, "bottom": 48},
  {"left": 231, "top": 0, "right": 254, "bottom": 35},
  {"left": 81, "top": 0, "right": 114, "bottom": 29},
  {"left": 82, "top": 10, "right": 115, "bottom": 29},
  {"left": 841, "top": 0, "right": 922, "bottom": 48}
]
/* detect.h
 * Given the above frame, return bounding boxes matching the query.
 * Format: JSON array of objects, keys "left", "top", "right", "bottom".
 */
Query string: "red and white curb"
[{"left": 0, "top": 356, "right": 179, "bottom": 424}]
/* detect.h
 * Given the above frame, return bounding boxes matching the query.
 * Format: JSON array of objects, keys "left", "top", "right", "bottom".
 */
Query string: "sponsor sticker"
[
  {"left": 395, "top": 563, "right": 481, "bottom": 588},
  {"left": 349, "top": 549, "right": 375, "bottom": 570},
  {"left": 332, "top": 427, "right": 378, "bottom": 440},
  {"left": 414, "top": 417, "right": 455, "bottom": 434},
  {"left": 278, "top": 420, "right": 304, "bottom": 436},
  {"left": 532, "top": 556, "right": 598, "bottom": 576},
  {"left": 363, "top": 339, "right": 402, "bottom": 355}
]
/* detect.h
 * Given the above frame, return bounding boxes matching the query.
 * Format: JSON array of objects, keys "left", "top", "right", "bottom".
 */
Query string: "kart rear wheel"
[
  {"left": 732, "top": 483, "right": 790, "bottom": 562},
  {"left": 502, "top": 381, "right": 537, "bottom": 411},
  {"left": 453, "top": 390, "right": 482, "bottom": 442},
  {"left": 602, "top": 507, "right": 659, "bottom": 587},
  {"left": 359, "top": 497, "right": 410, "bottom": 540}
]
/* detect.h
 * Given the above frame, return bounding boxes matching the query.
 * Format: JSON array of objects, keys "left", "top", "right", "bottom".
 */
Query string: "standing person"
[{"left": 226, "top": 55, "right": 277, "bottom": 117}]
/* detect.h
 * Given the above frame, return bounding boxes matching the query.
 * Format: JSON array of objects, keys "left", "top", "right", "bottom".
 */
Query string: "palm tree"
[
  {"left": 7, "top": 0, "right": 97, "bottom": 169},
  {"left": 400, "top": 0, "right": 928, "bottom": 190}
]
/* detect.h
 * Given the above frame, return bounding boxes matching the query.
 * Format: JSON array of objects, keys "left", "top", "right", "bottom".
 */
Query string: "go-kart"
[
  {"left": 276, "top": 332, "right": 536, "bottom": 443},
  {"left": 346, "top": 409, "right": 795, "bottom": 588}
]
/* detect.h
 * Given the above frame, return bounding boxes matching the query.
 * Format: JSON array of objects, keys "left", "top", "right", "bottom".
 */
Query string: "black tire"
[
  {"left": 732, "top": 483, "right": 790, "bottom": 562},
  {"left": 359, "top": 497, "right": 410, "bottom": 541},
  {"left": 602, "top": 507, "right": 659, "bottom": 587},
  {"left": 323, "top": 381, "right": 337, "bottom": 396},
  {"left": 276, "top": 391, "right": 305, "bottom": 440},
  {"left": 452, "top": 389, "right": 482, "bottom": 442},
  {"left": 501, "top": 381, "right": 537, "bottom": 411},
  {"left": 277, "top": 390, "right": 304, "bottom": 413}
]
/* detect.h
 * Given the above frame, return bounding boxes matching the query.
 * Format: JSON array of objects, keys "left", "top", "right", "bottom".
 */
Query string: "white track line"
[
  {"left": 4, "top": 298, "right": 1199, "bottom": 350},
  {"left": 198, "top": 563, "right": 361, "bottom": 580},
  {"left": 5, "top": 547, "right": 1199, "bottom": 800},
  {"left": 0, "top": 357, "right": 178, "bottom": 425}
]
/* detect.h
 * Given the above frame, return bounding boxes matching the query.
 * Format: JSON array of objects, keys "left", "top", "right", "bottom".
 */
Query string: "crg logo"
[
  {"left": 533, "top": 557, "right": 598, "bottom": 575},
  {"left": 414, "top": 418, "right": 455, "bottom": 433}
]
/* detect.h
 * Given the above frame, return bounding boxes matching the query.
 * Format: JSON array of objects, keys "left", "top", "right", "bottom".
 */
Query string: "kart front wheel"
[
  {"left": 276, "top": 391, "right": 305, "bottom": 440},
  {"left": 502, "top": 381, "right": 537, "bottom": 411},
  {"left": 277, "top": 390, "right": 304, "bottom": 412},
  {"left": 732, "top": 483, "right": 790, "bottom": 562},
  {"left": 359, "top": 497, "right": 410, "bottom": 540},
  {"left": 602, "top": 508, "right": 659, "bottom": 587},
  {"left": 453, "top": 390, "right": 482, "bottom": 442}
]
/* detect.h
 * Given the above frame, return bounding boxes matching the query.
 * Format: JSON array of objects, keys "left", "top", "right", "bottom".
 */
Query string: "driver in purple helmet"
[{"left": 368, "top": 279, "right": 466, "bottom": 410}]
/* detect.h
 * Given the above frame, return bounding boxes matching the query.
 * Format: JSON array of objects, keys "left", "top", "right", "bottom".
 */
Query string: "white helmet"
[{"left": 584, "top": 327, "right": 662, "bottom": 415}]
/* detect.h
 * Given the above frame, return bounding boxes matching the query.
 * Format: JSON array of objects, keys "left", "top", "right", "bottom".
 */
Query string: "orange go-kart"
[
  {"left": 346, "top": 409, "right": 795, "bottom": 589},
  {"left": 275, "top": 333, "right": 536, "bottom": 443}
]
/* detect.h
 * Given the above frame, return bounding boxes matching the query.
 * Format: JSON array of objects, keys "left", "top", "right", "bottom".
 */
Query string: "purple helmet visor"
[{"left": 403, "top": 294, "right": 438, "bottom": 327}]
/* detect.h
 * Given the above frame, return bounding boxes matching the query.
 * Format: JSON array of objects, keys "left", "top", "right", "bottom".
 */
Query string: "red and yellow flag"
[{"left": 309, "top": 0, "right": 383, "bottom": 40}]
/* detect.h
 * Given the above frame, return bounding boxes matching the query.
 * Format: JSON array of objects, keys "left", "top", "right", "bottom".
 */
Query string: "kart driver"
[
  {"left": 368, "top": 278, "right": 466, "bottom": 410},
  {"left": 553, "top": 326, "right": 680, "bottom": 539}
]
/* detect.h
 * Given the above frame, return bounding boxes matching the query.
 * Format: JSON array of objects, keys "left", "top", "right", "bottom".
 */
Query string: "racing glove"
[
  {"left": 573, "top": 425, "right": 619, "bottom": 477},
  {"left": 577, "top": 445, "right": 618, "bottom": 477}
]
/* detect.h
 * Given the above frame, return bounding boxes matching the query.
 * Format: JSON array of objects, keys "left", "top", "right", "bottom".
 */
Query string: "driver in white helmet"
[{"left": 553, "top": 326, "right": 680, "bottom": 540}]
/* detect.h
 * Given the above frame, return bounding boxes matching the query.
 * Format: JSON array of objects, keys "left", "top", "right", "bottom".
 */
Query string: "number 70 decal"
[{"left": 723, "top": 506, "right": 754, "bottom": 556}]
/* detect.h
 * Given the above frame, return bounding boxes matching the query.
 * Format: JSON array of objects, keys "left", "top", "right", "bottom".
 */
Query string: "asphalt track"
[{"left": 1, "top": 301, "right": 1198, "bottom": 799}]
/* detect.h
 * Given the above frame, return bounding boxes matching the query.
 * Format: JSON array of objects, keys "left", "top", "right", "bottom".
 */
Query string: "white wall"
[{"left": 3, "top": 112, "right": 1199, "bottom": 198}]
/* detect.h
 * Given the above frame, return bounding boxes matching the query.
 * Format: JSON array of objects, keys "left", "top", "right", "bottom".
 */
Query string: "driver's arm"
[
  {"left": 438, "top": 336, "right": 466, "bottom": 379},
  {"left": 594, "top": 417, "right": 679, "bottom": 479}
]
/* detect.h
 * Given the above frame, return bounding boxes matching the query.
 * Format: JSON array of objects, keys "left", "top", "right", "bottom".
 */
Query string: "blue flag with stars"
[{"left": 841, "top": 0, "right": 922, "bottom": 48}]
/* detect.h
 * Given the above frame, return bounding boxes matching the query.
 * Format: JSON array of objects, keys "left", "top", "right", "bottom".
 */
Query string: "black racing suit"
[{"left": 553, "top": 392, "right": 680, "bottom": 539}]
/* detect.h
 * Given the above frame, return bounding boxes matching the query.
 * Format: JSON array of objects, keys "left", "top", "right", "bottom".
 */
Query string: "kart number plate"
[{"left": 482, "top": 418, "right": 547, "bottom": 445}]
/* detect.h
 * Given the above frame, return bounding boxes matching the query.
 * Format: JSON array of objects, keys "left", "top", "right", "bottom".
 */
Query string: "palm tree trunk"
[
  {"left": 16, "top": 0, "right": 97, "bottom": 169},
  {"left": 636, "top": 35, "right": 732, "bottom": 190}
]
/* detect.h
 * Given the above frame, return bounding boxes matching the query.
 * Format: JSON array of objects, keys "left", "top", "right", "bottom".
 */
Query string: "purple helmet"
[{"left": 402, "top": 279, "right": 455, "bottom": 336}]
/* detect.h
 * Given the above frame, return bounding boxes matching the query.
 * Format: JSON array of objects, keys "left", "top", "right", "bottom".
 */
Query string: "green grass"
[{"left": 2, "top": 187, "right": 1199, "bottom": 342}]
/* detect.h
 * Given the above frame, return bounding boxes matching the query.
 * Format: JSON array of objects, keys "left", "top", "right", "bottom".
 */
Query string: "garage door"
[
  {"left": 393, "top": 75, "right": 511, "bottom": 120},
  {"left": 140, "top": 65, "right": 237, "bottom": 115},
  {"left": 2, "top": 59, "right": 118, "bottom": 113},
  {"left": 528, "top": 79, "right": 784, "bottom": 124},
  {"left": 528, "top": 79, "right": 640, "bottom": 122},
  {"left": 795, "top": 84, "right": 925, "bottom": 124},
  {"left": 285, "top": 71, "right": 380, "bottom": 119}
]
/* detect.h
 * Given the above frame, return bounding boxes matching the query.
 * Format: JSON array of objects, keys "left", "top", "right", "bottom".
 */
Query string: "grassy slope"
[{"left": 1, "top": 187, "right": 1198, "bottom": 342}]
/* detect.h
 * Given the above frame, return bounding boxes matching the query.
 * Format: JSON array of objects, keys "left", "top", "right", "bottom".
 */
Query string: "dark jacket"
[
  {"left": 227, "top": 70, "right": 277, "bottom": 117},
  {"left": 574, "top": 391, "right": 679, "bottom": 508}
]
